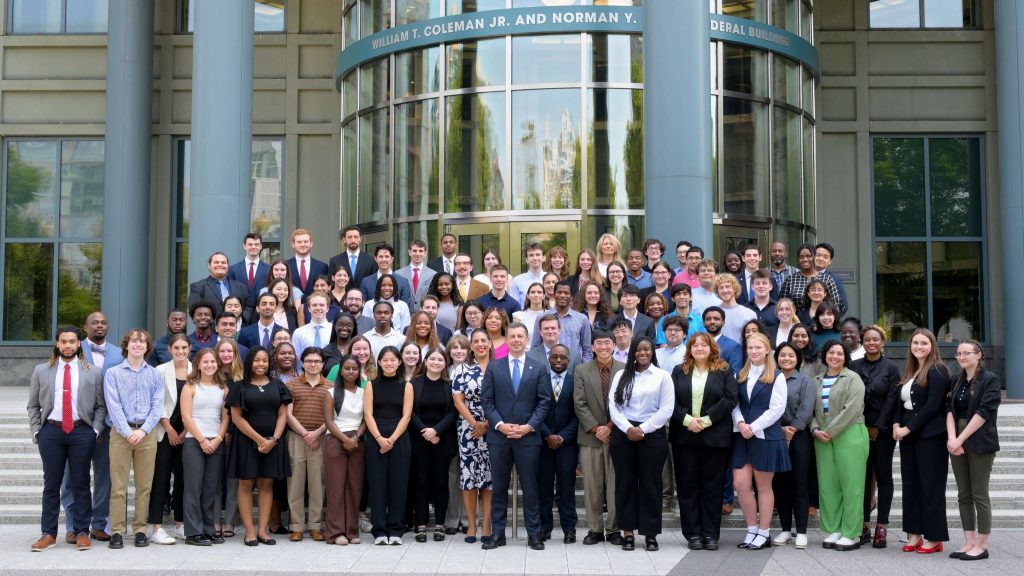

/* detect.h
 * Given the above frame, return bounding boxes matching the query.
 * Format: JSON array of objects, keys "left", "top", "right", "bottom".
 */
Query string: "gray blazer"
[
  {"left": 395, "top": 264, "right": 435, "bottom": 313},
  {"left": 27, "top": 360, "right": 106, "bottom": 442},
  {"left": 527, "top": 345, "right": 581, "bottom": 374},
  {"left": 572, "top": 359, "right": 625, "bottom": 448}
]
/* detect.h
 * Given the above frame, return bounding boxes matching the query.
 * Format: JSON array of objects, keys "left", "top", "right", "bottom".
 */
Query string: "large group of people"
[{"left": 25, "top": 227, "right": 1000, "bottom": 561}]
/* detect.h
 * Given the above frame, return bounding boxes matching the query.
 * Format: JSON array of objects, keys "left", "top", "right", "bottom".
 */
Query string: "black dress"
[{"left": 227, "top": 378, "right": 293, "bottom": 480}]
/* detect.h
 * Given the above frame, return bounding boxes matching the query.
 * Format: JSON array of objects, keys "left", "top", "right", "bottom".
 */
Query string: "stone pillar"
[
  {"left": 101, "top": 0, "right": 153, "bottom": 337},
  {"left": 995, "top": 1, "right": 1024, "bottom": 397},
  {"left": 643, "top": 0, "right": 713, "bottom": 250},
  {"left": 188, "top": 0, "right": 254, "bottom": 283}
]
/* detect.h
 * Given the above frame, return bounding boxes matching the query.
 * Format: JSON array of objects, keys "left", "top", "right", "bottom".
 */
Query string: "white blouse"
[
  {"left": 608, "top": 366, "right": 676, "bottom": 434},
  {"left": 730, "top": 364, "right": 788, "bottom": 439},
  {"left": 333, "top": 387, "right": 364, "bottom": 432}
]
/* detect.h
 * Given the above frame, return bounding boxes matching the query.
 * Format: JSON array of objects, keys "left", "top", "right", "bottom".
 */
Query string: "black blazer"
[
  {"left": 426, "top": 256, "right": 455, "bottom": 275},
  {"left": 894, "top": 365, "right": 951, "bottom": 439},
  {"left": 850, "top": 355, "right": 901, "bottom": 430},
  {"left": 330, "top": 251, "right": 378, "bottom": 289},
  {"left": 947, "top": 369, "right": 1001, "bottom": 454},
  {"left": 668, "top": 365, "right": 739, "bottom": 448},
  {"left": 187, "top": 275, "right": 249, "bottom": 317},
  {"left": 611, "top": 311, "right": 656, "bottom": 341},
  {"left": 538, "top": 367, "right": 579, "bottom": 444},
  {"left": 410, "top": 375, "right": 459, "bottom": 457}
]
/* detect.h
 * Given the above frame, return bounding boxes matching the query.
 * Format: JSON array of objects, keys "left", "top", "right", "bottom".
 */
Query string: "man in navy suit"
[
  {"left": 702, "top": 306, "right": 742, "bottom": 376},
  {"left": 238, "top": 293, "right": 286, "bottom": 350},
  {"left": 61, "top": 312, "right": 123, "bottom": 541},
  {"left": 328, "top": 225, "right": 377, "bottom": 288},
  {"left": 286, "top": 228, "right": 329, "bottom": 298},
  {"left": 358, "top": 244, "right": 412, "bottom": 306},
  {"left": 480, "top": 322, "right": 552, "bottom": 550},
  {"left": 611, "top": 285, "right": 656, "bottom": 341},
  {"left": 538, "top": 344, "right": 579, "bottom": 543},
  {"left": 735, "top": 244, "right": 778, "bottom": 305},
  {"left": 187, "top": 252, "right": 249, "bottom": 317},
  {"left": 227, "top": 232, "right": 270, "bottom": 323}
]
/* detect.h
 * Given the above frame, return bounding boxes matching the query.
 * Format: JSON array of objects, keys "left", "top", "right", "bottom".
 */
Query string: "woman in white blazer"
[{"left": 149, "top": 334, "right": 192, "bottom": 544}]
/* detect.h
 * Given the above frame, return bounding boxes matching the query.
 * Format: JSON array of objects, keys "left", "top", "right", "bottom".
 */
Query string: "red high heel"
[
  {"left": 902, "top": 541, "right": 921, "bottom": 552},
  {"left": 916, "top": 542, "right": 943, "bottom": 554}
]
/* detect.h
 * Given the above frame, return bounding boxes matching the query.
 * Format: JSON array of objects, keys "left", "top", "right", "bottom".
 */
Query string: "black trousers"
[
  {"left": 864, "top": 433, "right": 896, "bottom": 524},
  {"left": 148, "top": 435, "right": 184, "bottom": 524},
  {"left": 39, "top": 423, "right": 95, "bottom": 536},
  {"left": 366, "top": 420, "right": 411, "bottom": 538},
  {"left": 773, "top": 429, "right": 812, "bottom": 533},
  {"left": 900, "top": 434, "right": 949, "bottom": 542},
  {"left": 673, "top": 434, "right": 729, "bottom": 540},
  {"left": 610, "top": 426, "right": 667, "bottom": 536},
  {"left": 489, "top": 439, "right": 542, "bottom": 538},
  {"left": 412, "top": 438, "right": 453, "bottom": 527},
  {"left": 539, "top": 441, "right": 579, "bottom": 534}
]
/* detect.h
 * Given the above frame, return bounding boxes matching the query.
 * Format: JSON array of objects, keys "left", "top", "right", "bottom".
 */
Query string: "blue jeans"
[{"left": 61, "top": 427, "right": 110, "bottom": 532}]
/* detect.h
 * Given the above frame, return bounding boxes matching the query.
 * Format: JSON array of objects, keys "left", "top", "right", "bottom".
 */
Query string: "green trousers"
[
  {"left": 815, "top": 423, "right": 869, "bottom": 539},
  {"left": 950, "top": 418, "right": 996, "bottom": 533}
]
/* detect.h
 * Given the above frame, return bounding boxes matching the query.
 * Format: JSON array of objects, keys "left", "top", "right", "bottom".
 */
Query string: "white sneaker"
[
  {"left": 835, "top": 537, "right": 859, "bottom": 551},
  {"left": 389, "top": 536, "right": 403, "bottom": 546},
  {"left": 171, "top": 525, "right": 186, "bottom": 541},
  {"left": 150, "top": 528, "right": 175, "bottom": 545},
  {"left": 374, "top": 536, "right": 389, "bottom": 546},
  {"left": 794, "top": 534, "right": 808, "bottom": 549},
  {"left": 334, "top": 536, "right": 349, "bottom": 545},
  {"left": 822, "top": 532, "right": 841, "bottom": 549},
  {"left": 360, "top": 516, "right": 373, "bottom": 534},
  {"left": 773, "top": 532, "right": 793, "bottom": 546}
]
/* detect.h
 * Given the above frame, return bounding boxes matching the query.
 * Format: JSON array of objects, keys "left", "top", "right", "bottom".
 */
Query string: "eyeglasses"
[
  {"left": 303, "top": 359, "right": 324, "bottom": 365},
  {"left": 954, "top": 351, "right": 978, "bottom": 358}
]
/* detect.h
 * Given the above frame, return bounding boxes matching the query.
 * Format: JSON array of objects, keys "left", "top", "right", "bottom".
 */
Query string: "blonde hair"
[
  {"left": 738, "top": 333, "right": 778, "bottom": 384},
  {"left": 215, "top": 339, "right": 245, "bottom": 382},
  {"left": 188, "top": 348, "right": 227, "bottom": 397},
  {"left": 596, "top": 233, "right": 622, "bottom": 263},
  {"left": 712, "top": 273, "right": 741, "bottom": 297}
]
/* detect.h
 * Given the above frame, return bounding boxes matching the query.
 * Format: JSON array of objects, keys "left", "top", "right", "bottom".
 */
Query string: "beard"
[{"left": 771, "top": 257, "right": 785, "bottom": 266}]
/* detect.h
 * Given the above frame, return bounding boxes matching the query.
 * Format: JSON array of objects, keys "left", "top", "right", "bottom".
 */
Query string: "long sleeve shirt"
[
  {"left": 104, "top": 360, "right": 164, "bottom": 438},
  {"left": 731, "top": 364, "right": 788, "bottom": 439},
  {"left": 608, "top": 366, "right": 675, "bottom": 434},
  {"left": 531, "top": 308, "right": 593, "bottom": 362}
]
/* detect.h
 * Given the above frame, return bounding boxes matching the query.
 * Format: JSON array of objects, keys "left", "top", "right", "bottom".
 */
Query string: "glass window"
[
  {"left": 342, "top": 72, "right": 358, "bottom": 118},
  {"left": 587, "top": 34, "right": 643, "bottom": 84},
  {"left": 343, "top": 122, "right": 358, "bottom": 225},
  {"left": 395, "top": 100, "right": 440, "bottom": 218},
  {"left": 772, "top": 107, "right": 802, "bottom": 222},
  {"left": 397, "top": 0, "right": 441, "bottom": 26},
  {"left": 721, "top": 98, "right": 769, "bottom": 215},
  {"left": 875, "top": 241, "right": 928, "bottom": 343},
  {"left": 343, "top": 0, "right": 358, "bottom": 48},
  {"left": 588, "top": 89, "right": 644, "bottom": 210},
  {"left": 873, "top": 137, "right": 926, "bottom": 237},
  {"left": 394, "top": 221, "right": 440, "bottom": 268},
  {"left": 770, "top": 0, "right": 799, "bottom": 33},
  {"left": 448, "top": 39, "right": 506, "bottom": 89},
  {"left": 9, "top": 0, "right": 107, "bottom": 34},
  {"left": 180, "top": 0, "right": 286, "bottom": 33},
  {"left": 449, "top": 0, "right": 508, "bottom": 13},
  {"left": 359, "top": 109, "right": 391, "bottom": 223},
  {"left": 360, "top": 58, "right": 390, "bottom": 108},
  {"left": 722, "top": 0, "right": 767, "bottom": 22},
  {"left": 251, "top": 140, "right": 283, "bottom": 240},
  {"left": 588, "top": 215, "right": 644, "bottom": 255},
  {"left": 869, "top": 0, "right": 920, "bottom": 28},
  {"left": 870, "top": 0, "right": 977, "bottom": 29},
  {"left": 802, "top": 116, "right": 815, "bottom": 230},
  {"left": 802, "top": 66, "right": 814, "bottom": 115},
  {"left": 2, "top": 139, "right": 104, "bottom": 341},
  {"left": 801, "top": 0, "right": 812, "bottom": 41},
  {"left": 932, "top": 241, "right": 982, "bottom": 341},
  {"left": 445, "top": 92, "right": 507, "bottom": 213},
  {"left": 772, "top": 56, "right": 801, "bottom": 107},
  {"left": 396, "top": 47, "right": 441, "bottom": 97},
  {"left": 929, "top": 138, "right": 982, "bottom": 237},
  {"left": 722, "top": 45, "right": 768, "bottom": 97},
  {"left": 925, "top": 0, "right": 976, "bottom": 28},
  {"left": 512, "top": 89, "right": 581, "bottom": 210},
  {"left": 361, "top": 0, "right": 391, "bottom": 37},
  {"left": 513, "top": 35, "right": 582, "bottom": 85}
]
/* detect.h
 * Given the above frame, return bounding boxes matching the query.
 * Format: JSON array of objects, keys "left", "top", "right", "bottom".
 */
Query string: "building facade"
[{"left": 0, "top": 0, "right": 1015, "bottom": 394}]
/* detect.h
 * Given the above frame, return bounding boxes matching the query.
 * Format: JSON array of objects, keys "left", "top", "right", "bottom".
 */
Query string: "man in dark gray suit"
[
  {"left": 27, "top": 326, "right": 107, "bottom": 552},
  {"left": 186, "top": 252, "right": 248, "bottom": 317},
  {"left": 480, "top": 322, "right": 552, "bottom": 550}
]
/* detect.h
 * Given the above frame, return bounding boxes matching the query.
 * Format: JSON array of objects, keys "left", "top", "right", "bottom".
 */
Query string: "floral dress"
[{"left": 452, "top": 363, "right": 492, "bottom": 490}]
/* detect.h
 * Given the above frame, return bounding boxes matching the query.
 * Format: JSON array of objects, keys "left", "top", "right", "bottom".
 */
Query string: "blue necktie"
[
  {"left": 350, "top": 255, "right": 357, "bottom": 274},
  {"left": 512, "top": 359, "right": 521, "bottom": 395},
  {"left": 261, "top": 327, "right": 270, "bottom": 349},
  {"left": 218, "top": 279, "right": 228, "bottom": 299},
  {"left": 314, "top": 325, "right": 322, "bottom": 348}
]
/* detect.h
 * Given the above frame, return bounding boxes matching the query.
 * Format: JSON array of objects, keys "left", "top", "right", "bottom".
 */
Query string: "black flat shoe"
[
  {"left": 622, "top": 535, "right": 635, "bottom": 551},
  {"left": 687, "top": 537, "right": 704, "bottom": 550},
  {"left": 949, "top": 551, "right": 965, "bottom": 559},
  {"left": 243, "top": 538, "right": 258, "bottom": 547},
  {"left": 186, "top": 535, "right": 211, "bottom": 546},
  {"left": 541, "top": 530, "right": 552, "bottom": 542},
  {"left": 606, "top": 532, "right": 623, "bottom": 546},
  {"left": 434, "top": 527, "right": 446, "bottom": 542},
  {"left": 746, "top": 534, "right": 771, "bottom": 551},
  {"left": 256, "top": 535, "right": 276, "bottom": 545},
  {"left": 961, "top": 550, "right": 989, "bottom": 561},
  {"left": 703, "top": 537, "right": 719, "bottom": 551},
  {"left": 645, "top": 537, "right": 659, "bottom": 551}
]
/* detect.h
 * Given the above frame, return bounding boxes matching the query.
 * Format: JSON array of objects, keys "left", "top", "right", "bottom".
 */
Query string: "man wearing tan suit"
[
  {"left": 572, "top": 330, "right": 624, "bottom": 546},
  {"left": 453, "top": 253, "right": 489, "bottom": 302}
]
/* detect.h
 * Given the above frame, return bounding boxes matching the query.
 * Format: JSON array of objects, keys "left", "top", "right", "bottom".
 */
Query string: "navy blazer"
[
  {"left": 716, "top": 335, "right": 743, "bottom": 376},
  {"left": 480, "top": 355, "right": 552, "bottom": 446},
  {"left": 228, "top": 259, "right": 270, "bottom": 321},
  {"left": 187, "top": 275, "right": 249, "bottom": 316},
  {"left": 359, "top": 273, "right": 413, "bottom": 308},
  {"left": 611, "top": 311, "right": 657, "bottom": 341},
  {"left": 329, "top": 251, "right": 378, "bottom": 289},
  {"left": 526, "top": 345, "right": 581, "bottom": 374},
  {"left": 734, "top": 270, "right": 779, "bottom": 306},
  {"left": 538, "top": 367, "right": 578, "bottom": 444},
  {"left": 287, "top": 256, "right": 330, "bottom": 297},
  {"left": 237, "top": 322, "right": 285, "bottom": 350}
]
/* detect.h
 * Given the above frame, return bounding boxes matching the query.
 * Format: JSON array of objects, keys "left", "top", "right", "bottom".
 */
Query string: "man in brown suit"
[
  {"left": 571, "top": 330, "right": 623, "bottom": 546},
  {"left": 453, "top": 253, "right": 490, "bottom": 302}
]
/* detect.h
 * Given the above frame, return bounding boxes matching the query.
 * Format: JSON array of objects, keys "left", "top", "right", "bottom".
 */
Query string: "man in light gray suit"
[
  {"left": 394, "top": 239, "right": 435, "bottom": 313},
  {"left": 27, "top": 326, "right": 107, "bottom": 552}
]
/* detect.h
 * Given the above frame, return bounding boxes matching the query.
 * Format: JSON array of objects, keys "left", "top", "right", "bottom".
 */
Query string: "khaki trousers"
[
  {"left": 287, "top": 431, "right": 325, "bottom": 531},
  {"left": 580, "top": 444, "right": 617, "bottom": 534},
  {"left": 109, "top": 430, "right": 157, "bottom": 535}
]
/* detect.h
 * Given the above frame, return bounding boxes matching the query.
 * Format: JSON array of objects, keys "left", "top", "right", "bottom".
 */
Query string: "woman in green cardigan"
[{"left": 811, "top": 340, "right": 869, "bottom": 552}]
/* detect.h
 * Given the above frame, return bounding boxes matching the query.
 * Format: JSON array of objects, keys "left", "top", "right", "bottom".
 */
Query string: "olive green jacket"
[{"left": 810, "top": 367, "right": 865, "bottom": 438}]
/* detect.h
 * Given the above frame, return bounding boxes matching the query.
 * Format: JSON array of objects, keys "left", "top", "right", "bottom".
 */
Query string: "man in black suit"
[
  {"left": 238, "top": 293, "right": 285, "bottom": 349},
  {"left": 329, "top": 225, "right": 377, "bottom": 288},
  {"left": 538, "top": 344, "right": 579, "bottom": 544},
  {"left": 187, "top": 252, "right": 249, "bottom": 317},
  {"left": 287, "top": 228, "right": 329, "bottom": 298},
  {"left": 480, "top": 322, "right": 552, "bottom": 550},
  {"left": 226, "top": 232, "right": 270, "bottom": 322},
  {"left": 612, "top": 285, "right": 656, "bottom": 341},
  {"left": 427, "top": 232, "right": 458, "bottom": 275},
  {"left": 358, "top": 244, "right": 413, "bottom": 306}
]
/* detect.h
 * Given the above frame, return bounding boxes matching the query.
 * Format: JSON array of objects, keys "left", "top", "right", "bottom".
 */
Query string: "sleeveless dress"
[{"left": 452, "top": 363, "right": 492, "bottom": 490}]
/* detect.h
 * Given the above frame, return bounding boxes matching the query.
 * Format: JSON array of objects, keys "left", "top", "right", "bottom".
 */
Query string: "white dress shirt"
[
  {"left": 690, "top": 287, "right": 722, "bottom": 315},
  {"left": 52, "top": 359, "right": 80, "bottom": 422},
  {"left": 363, "top": 327, "right": 406, "bottom": 360},
  {"left": 362, "top": 298, "right": 411, "bottom": 332},
  {"left": 656, "top": 344, "right": 685, "bottom": 374},
  {"left": 292, "top": 319, "right": 333, "bottom": 358},
  {"left": 731, "top": 364, "right": 788, "bottom": 439},
  {"left": 608, "top": 365, "right": 675, "bottom": 434}
]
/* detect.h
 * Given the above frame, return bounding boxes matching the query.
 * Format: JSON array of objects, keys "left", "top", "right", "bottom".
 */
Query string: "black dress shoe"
[
  {"left": 703, "top": 537, "right": 719, "bottom": 551},
  {"left": 528, "top": 536, "right": 545, "bottom": 550},
  {"left": 257, "top": 535, "right": 276, "bottom": 545},
  {"left": 582, "top": 531, "right": 604, "bottom": 545},
  {"left": 186, "top": 535, "right": 212, "bottom": 546},
  {"left": 563, "top": 531, "right": 576, "bottom": 544},
  {"left": 961, "top": 549, "right": 989, "bottom": 561},
  {"left": 445, "top": 526, "right": 459, "bottom": 536},
  {"left": 481, "top": 534, "right": 506, "bottom": 549},
  {"left": 541, "top": 530, "right": 552, "bottom": 542},
  {"left": 134, "top": 532, "right": 149, "bottom": 547},
  {"left": 687, "top": 536, "right": 704, "bottom": 550},
  {"left": 206, "top": 533, "right": 225, "bottom": 544},
  {"left": 606, "top": 532, "right": 623, "bottom": 546},
  {"left": 645, "top": 537, "right": 659, "bottom": 551},
  {"left": 109, "top": 533, "right": 124, "bottom": 549},
  {"left": 746, "top": 534, "right": 771, "bottom": 551},
  {"left": 622, "top": 535, "right": 635, "bottom": 551}
]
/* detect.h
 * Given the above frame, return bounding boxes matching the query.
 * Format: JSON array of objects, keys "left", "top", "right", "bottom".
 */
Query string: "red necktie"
[
  {"left": 62, "top": 364, "right": 73, "bottom": 434},
  {"left": 413, "top": 267, "right": 420, "bottom": 293},
  {"left": 300, "top": 259, "right": 308, "bottom": 290},
  {"left": 248, "top": 262, "right": 255, "bottom": 289}
]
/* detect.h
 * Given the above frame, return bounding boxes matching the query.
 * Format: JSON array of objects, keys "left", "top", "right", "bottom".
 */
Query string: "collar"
[
  {"left": 58, "top": 358, "right": 77, "bottom": 370},
  {"left": 347, "top": 250, "right": 360, "bottom": 258},
  {"left": 623, "top": 310, "right": 638, "bottom": 321},
  {"left": 508, "top": 353, "right": 526, "bottom": 363},
  {"left": 245, "top": 257, "right": 260, "bottom": 266},
  {"left": 596, "top": 359, "right": 614, "bottom": 371}
]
